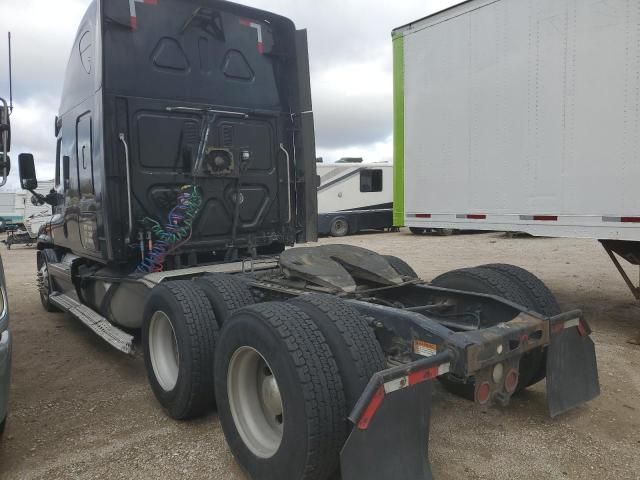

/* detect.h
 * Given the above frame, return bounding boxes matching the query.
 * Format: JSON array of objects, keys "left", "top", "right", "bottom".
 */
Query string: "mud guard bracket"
[
  {"left": 339, "top": 353, "right": 453, "bottom": 480},
  {"left": 546, "top": 311, "right": 600, "bottom": 417}
]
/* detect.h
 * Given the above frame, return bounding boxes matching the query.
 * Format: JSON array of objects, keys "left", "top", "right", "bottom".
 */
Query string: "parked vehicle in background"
[
  {"left": 318, "top": 161, "right": 393, "bottom": 237},
  {"left": 3, "top": 210, "right": 50, "bottom": 249},
  {"left": 0, "top": 94, "right": 12, "bottom": 435},
  {"left": 393, "top": 0, "right": 640, "bottom": 300}
]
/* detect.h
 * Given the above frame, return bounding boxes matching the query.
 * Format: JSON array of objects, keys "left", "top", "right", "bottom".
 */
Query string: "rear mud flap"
[
  {"left": 340, "top": 381, "right": 433, "bottom": 480},
  {"left": 546, "top": 316, "right": 600, "bottom": 417}
]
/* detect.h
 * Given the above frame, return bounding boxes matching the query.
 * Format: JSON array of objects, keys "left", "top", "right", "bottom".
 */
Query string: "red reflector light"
[
  {"left": 467, "top": 214, "right": 487, "bottom": 220},
  {"left": 408, "top": 366, "right": 440, "bottom": 386},
  {"left": 505, "top": 370, "right": 519, "bottom": 394},
  {"left": 475, "top": 382, "right": 491, "bottom": 405},
  {"left": 621, "top": 217, "right": 640, "bottom": 223},
  {"left": 415, "top": 214, "right": 432, "bottom": 219},
  {"left": 357, "top": 386, "right": 385, "bottom": 430},
  {"left": 577, "top": 320, "right": 588, "bottom": 337},
  {"left": 533, "top": 215, "right": 558, "bottom": 221}
]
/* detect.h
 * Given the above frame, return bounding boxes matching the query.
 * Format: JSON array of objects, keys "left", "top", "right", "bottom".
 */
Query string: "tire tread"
[
  {"left": 289, "top": 294, "right": 385, "bottom": 410},
  {"left": 231, "top": 302, "right": 346, "bottom": 480},
  {"left": 146, "top": 281, "right": 218, "bottom": 419}
]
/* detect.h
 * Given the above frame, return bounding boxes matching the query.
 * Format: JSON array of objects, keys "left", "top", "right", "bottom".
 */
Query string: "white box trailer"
[
  {"left": 317, "top": 163, "right": 394, "bottom": 237},
  {"left": 393, "top": 0, "right": 640, "bottom": 298}
]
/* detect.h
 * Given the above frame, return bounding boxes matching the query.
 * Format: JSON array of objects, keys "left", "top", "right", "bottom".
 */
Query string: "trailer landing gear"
[{"left": 600, "top": 240, "right": 640, "bottom": 345}]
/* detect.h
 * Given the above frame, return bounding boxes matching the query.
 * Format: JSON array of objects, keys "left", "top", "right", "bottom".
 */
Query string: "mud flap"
[
  {"left": 546, "top": 315, "right": 600, "bottom": 417},
  {"left": 340, "top": 381, "right": 433, "bottom": 480}
]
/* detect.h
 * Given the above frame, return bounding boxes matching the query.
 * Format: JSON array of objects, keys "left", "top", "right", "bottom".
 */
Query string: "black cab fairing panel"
[
  {"left": 99, "top": 0, "right": 309, "bottom": 263},
  {"left": 49, "top": 0, "right": 110, "bottom": 262}
]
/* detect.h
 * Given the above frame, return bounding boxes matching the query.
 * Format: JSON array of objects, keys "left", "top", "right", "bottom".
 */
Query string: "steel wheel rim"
[
  {"left": 333, "top": 219, "right": 347, "bottom": 235},
  {"left": 228, "top": 346, "right": 284, "bottom": 458},
  {"left": 149, "top": 311, "right": 180, "bottom": 392}
]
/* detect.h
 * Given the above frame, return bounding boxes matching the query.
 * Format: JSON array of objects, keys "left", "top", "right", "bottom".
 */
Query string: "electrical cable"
[{"left": 136, "top": 185, "right": 202, "bottom": 273}]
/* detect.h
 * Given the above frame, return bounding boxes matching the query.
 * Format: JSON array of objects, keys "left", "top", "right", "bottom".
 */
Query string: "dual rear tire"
[
  {"left": 214, "top": 296, "right": 384, "bottom": 480},
  {"left": 142, "top": 275, "right": 255, "bottom": 420},
  {"left": 431, "top": 264, "right": 560, "bottom": 398},
  {"left": 142, "top": 280, "right": 385, "bottom": 480}
]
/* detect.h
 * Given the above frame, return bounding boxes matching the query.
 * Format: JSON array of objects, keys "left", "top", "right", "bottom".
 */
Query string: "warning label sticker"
[{"left": 414, "top": 340, "right": 438, "bottom": 358}]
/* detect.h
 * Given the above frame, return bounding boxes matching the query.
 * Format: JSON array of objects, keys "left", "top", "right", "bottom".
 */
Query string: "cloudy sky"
[{"left": 0, "top": 0, "right": 460, "bottom": 189}]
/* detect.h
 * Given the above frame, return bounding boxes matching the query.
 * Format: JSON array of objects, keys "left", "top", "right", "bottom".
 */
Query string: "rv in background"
[{"left": 317, "top": 161, "right": 393, "bottom": 237}]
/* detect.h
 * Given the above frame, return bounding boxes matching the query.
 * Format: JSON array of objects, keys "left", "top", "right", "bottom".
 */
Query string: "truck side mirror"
[
  {"left": 0, "top": 155, "right": 10, "bottom": 177},
  {"left": 19, "top": 153, "right": 38, "bottom": 190}
]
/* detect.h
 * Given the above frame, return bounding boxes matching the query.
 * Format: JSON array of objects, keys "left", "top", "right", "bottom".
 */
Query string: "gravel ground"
[{"left": 0, "top": 231, "right": 638, "bottom": 479}]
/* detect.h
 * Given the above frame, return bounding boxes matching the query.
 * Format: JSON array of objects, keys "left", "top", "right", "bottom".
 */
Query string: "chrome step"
[{"left": 50, "top": 293, "right": 135, "bottom": 355}]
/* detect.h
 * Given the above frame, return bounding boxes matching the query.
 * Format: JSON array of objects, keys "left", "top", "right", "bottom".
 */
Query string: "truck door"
[{"left": 76, "top": 112, "right": 99, "bottom": 252}]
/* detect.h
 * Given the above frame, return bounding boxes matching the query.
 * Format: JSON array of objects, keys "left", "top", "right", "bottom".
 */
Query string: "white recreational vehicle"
[
  {"left": 317, "top": 162, "right": 393, "bottom": 237},
  {"left": 393, "top": 0, "right": 640, "bottom": 299}
]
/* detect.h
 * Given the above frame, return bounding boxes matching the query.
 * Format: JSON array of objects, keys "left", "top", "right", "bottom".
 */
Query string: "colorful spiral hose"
[{"left": 136, "top": 185, "right": 202, "bottom": 274}]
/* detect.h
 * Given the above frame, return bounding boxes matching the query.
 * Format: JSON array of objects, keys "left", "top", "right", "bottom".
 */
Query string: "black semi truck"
[{"left": 18, "top": 1, "right": 600, "bottom": 478}]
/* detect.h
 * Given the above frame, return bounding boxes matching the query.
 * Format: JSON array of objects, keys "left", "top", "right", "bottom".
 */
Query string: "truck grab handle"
[
  {"left": 279, "top": 143, "right": 292, "bottom": 224},
  {"left": 119, "top": 133, "right": 134, "bottom": 243}
]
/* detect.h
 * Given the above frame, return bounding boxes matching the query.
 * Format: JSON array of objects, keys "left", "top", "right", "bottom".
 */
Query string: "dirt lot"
[{"left": 0, "top": 231, "right": 638, "bottom": 479}]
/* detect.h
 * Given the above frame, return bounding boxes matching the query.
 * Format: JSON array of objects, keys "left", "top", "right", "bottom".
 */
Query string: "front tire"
[
  {"left": 143, "top": 281, "right": 219, "bottom": 420},
  {"left": 37, "top": 252, "right": 60, "bottom": 313},
  {"left": 215, "top": 302, "right": 346, "bottom": 480}
]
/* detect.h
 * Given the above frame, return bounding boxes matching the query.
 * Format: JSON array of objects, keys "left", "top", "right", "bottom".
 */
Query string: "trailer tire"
[
  {"left": 196, "top": 274, "right": 255, "bottom": 327},
  {"left": 430, "top": 267, "right": 542, "bottom": 397},
  {"left": 330, "top": 217, "right": 349, "bottom": 237},
  {"left": 480, "top": 264, "right": 561, "bottom": 385},
  {"left": 383, "top": 255, "right": 419, "bottom": 278},
  {"left": 143, "top": 281, "right": 218, "bottom": 420},
  {"left": 37, "top": 251, "right": 60, "bottom": 313},
  {"left": 409, "top": 227, "right": 426, "bottom": 235},
  {"left": 289, "top": 294, "right": 386, "bottom": 412},
  {"left": 215, "top": 302, "right": 346, "bottom": 480}
]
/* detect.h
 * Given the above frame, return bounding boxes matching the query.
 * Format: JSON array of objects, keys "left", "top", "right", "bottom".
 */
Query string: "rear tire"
[
  {"left": 430, "top": 267, "right": 542, "bottom": 397},
  {"left": 215, "top": 302, "right": 346, "bottom": 480},
  {"left": 383, "top": 255, "right": 419, "bottom": 278},
  {"left": 288, "top": 294, "right": 386, "bottom": 412},
  {"left": 143, "top": 281, "right": 218, "bottom": 420},
  {"left": 480, "top": 264, "right": 561, "bottom": 385},
  {"left": 195, "top": 274, "right": 255, "bottom": 328},
  {"left": 330, "top": 218, "right": 349, "bottom": 237}
]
